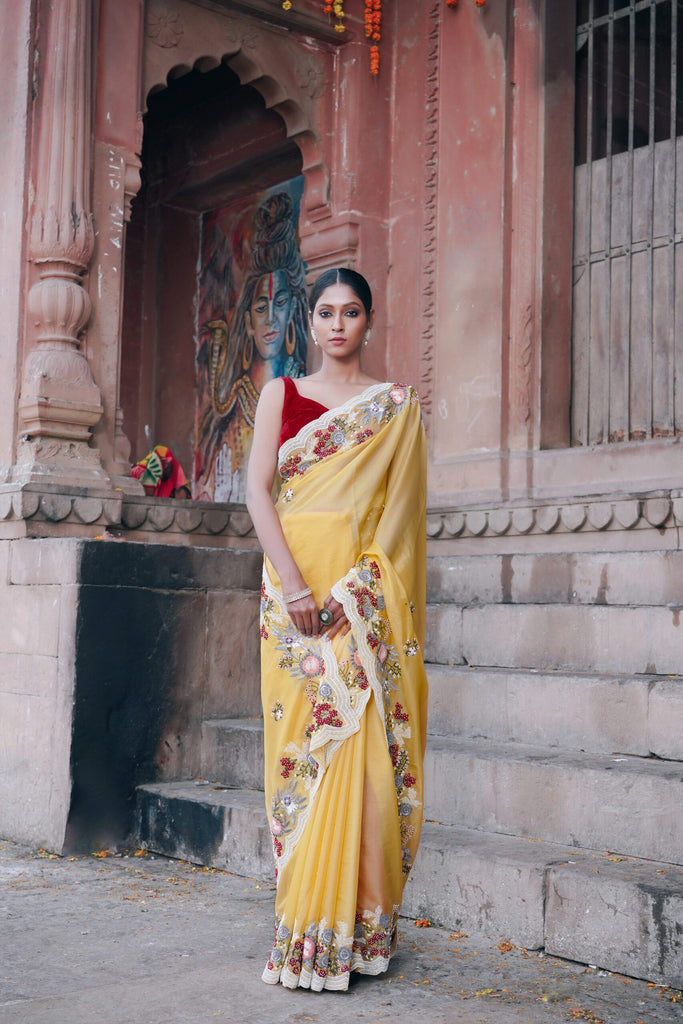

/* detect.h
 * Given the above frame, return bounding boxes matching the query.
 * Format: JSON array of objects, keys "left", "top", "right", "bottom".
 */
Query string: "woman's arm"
[{"left": 246, "top": 378, "right": 321, "bottom": 636}]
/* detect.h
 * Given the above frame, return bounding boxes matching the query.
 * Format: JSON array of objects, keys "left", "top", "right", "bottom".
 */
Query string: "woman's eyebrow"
[{"left": 317, "top": 301, "right": 362, "bottom": 309}]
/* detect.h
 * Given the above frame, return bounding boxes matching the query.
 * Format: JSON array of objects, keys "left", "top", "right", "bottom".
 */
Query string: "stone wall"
[{"left": 0, "top": 537, "right": 262, "bottom": 853}]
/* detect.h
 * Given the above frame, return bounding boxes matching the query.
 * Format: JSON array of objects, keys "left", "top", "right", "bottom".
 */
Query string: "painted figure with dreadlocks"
[{"left": 196, "top": 190, "right": 308, "bottom": 502}]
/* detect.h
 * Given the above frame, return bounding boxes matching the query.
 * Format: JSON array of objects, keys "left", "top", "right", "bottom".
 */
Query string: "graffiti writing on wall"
[{"left": 194, "top": 177, "right": 308, "bottom": 502}]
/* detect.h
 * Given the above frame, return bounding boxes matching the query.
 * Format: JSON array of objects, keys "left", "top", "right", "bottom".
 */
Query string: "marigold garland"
[
  {"left": 364, "top": 0, "right": 382, "bottom": 75},
  {"left": 279, "top": 1, "right": 485, "bottom": 74}
]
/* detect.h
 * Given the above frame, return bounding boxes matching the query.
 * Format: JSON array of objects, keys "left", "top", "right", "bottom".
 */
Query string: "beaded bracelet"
[{"left": 283, "top": 586, "right": 312, "bottom": 604}]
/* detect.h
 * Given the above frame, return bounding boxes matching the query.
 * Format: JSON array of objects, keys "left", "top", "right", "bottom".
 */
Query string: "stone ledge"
[
  {"left": 0, "top": 484, "right": 257, "bottom": 547},
  {"left": 426, "top": 491, "right": 683, "bottom": 542}
]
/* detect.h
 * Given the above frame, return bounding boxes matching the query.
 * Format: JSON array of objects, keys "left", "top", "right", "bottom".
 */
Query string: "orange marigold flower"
[{"left": 369, "top": 43, "right": 380, "bottom": 75}]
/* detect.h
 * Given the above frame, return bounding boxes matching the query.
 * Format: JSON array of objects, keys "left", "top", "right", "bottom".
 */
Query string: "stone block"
[
  {"left": 0, "top": 580, "right": 61, "bottom": 657},
  {"left": 402, "top": 822, "right": 547, "bottom": 948},
  {"left": 648, "top": 679, "right": 683, "bottom": 760},
  {"left": 424, "top": 604, "right": 463, "bottom": 665},
  {"left": 426, "top": 555, "right": 503, "bottom": 604},
  {"left": 462, "top": 603, "right": 683, "bottom": 674},
  {"left": 68, "top": 580, "right": 207, "bottom": 849},
  {"left": 0, "top": 652, "right": 57, "bottom": 697},
  {"left": 202, "top": 591, "right": 261, "bottom": 719},
  {"left": 201, "top": 718, "right": 264, "bottom": 789},
  {"left": 545, "top": 860, "right": 683, "bottom": 988},
  {"left": 441, "top": 550, "right": 683, "bottom": 608},
  {"left": 424, "top": 737, "right": 683, "bottom": 863},
  {"left": 426, "top": 665, "right": 651, "bottom": 756},
  {"left": 136, "top": 782, "right": 272, "bottom": 881},
  {"left": 0, "top": 540, "right": 9, "bottom": 583},
  {"left": 77, "top": 539, "right": 262, "bottom": 593},
  {"left": 9, "top": 537, "right": 81, "bottom": 586},
  {"left": 0, "top": 690, "right": 72, "bottom": 850}
]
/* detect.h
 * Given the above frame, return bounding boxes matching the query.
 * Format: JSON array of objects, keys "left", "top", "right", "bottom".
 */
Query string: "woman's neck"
[{"left": 312, "top": 356, "right": 366, "bottom": 384}]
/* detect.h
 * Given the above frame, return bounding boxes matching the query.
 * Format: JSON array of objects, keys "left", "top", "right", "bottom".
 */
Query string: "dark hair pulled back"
[{"left": 308, "top": 267, "right": 373, "bottom": 319}]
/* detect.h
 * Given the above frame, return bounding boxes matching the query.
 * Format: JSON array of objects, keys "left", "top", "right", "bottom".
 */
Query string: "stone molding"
[
  {"left": 418, "top": 0, "right": 441, "bottom": 432},
  {"left": 426, "top": 494, "right": 683, "bottom": 540},
  {"left": 3, "top": 484, "right": 683, "bottom": 549},
  {"left": 0, "top": 486, "right": 257, "bottom": 546}
]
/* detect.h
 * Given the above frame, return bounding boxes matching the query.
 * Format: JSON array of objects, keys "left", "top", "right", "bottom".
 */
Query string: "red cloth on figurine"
[
  {"left": 278, "top": 376, "right": 329, "bottom": 448},
  {"left": 130, "top": 445, "right": 190, "bottom": 498}
]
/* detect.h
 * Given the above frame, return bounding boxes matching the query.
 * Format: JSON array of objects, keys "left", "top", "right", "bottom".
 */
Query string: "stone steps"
[
  {"left": 425, "top": 736, "right": 683, "bottom": 864},
  {"left": 133, "top": 546, "right": 683, "bottom": 988},
  {"left": 427, "top": 548, "right": 683, "bottom": 607},
  {"left": 195, "top": 717, "right": 683, "bottom": 864},
  {"left": 426, "top": 601, "right": 683, "bottom": 673},
  {"left": 135, "top": 781, "right": 683, "bottom": 988},
  {"left": 427, "top": 664, "right": 683, "bottom": 758},
  {"left": 136, "top": 781, "right": 272, "bottom": 880}
]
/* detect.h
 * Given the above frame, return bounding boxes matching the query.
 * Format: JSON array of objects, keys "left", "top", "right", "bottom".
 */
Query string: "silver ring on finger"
[{"left": 318, "top": 607, "right": 334, "bottom": 627}]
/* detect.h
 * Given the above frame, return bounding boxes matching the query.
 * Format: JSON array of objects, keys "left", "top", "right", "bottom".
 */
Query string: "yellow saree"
[{"left": 260, "top": 382, "right": 428, "bottom": 991}]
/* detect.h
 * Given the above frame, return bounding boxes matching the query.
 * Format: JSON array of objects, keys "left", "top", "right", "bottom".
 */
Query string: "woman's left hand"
[{"left": 320, "top": 596, "right": 349, "bottom": 640}]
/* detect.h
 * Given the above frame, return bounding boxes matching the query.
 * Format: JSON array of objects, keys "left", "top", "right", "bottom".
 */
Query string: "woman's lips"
[{"left": 263, "top": 330, "right": 278, "bottom": 343}]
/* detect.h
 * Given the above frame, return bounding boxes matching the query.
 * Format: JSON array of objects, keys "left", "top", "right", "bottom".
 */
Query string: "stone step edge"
[
  {"left": 199, "top": 720, "right": 683, "bottom": 783},
  {"left": 135, "top": 780, "right": 683, "bottom": 988},
  {"left": 425, "top": 663, "right": 683, "bottom": 683},
  {"left": 136, "top": 780, "right": 683, "bottom": 888},
  {"left": 426, "top": 734, "right": 683, "bottom": 780}
]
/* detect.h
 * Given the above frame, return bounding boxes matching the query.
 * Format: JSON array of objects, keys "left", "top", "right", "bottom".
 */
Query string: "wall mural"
[{"left": 194, "top": 177, "right": 308, "bottom": 502}]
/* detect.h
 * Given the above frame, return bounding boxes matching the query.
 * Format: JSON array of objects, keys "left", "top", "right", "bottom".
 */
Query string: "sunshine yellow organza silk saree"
[{"left": 260, "top": 383, "right": 428, "bottom": 991}]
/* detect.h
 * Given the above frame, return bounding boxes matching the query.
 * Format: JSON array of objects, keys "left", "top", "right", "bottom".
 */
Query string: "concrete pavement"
[{"left": 1, "top": 839, "right": 681, "bottom": 1024}]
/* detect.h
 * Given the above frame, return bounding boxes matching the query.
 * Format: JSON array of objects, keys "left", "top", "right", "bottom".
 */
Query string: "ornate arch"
[{"left": 142, "top": 1, "right": 333, "bottom": 225}]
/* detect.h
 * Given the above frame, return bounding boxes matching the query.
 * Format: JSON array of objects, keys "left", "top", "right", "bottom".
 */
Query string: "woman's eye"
[
  {"left": 344, "top": 310, "right": 358, "bottom": 317},
  {"left": 253, "top": 301, "right": 268, "bottom": 314},
  {"left": 319, "top": 310, "right": 332, "bottom": 318}
]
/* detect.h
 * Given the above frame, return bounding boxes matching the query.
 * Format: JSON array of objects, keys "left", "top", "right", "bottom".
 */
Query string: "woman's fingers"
[
  {"left": 321, "top": 596, "right": 349, "bottom": 639},
  {"left": 287, "top": 595, "right": 320, "bottom": 635},
  {"left": 287, "top": 594, "right": 353, "bottom": 639}
]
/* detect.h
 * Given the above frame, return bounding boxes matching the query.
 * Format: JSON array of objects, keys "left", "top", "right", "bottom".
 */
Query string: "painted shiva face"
[{"left": 247, "top": 270, "right": 293, "bottom": 362}]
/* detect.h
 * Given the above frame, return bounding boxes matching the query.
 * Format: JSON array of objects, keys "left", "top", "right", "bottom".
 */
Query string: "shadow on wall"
[{"left": 64, "top": 540, "right": 262, "bottom": 852}]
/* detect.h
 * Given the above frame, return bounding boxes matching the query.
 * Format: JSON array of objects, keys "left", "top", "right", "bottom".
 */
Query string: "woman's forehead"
[{"left": 314, "top": 283, "right": 362, "bottom": 307}]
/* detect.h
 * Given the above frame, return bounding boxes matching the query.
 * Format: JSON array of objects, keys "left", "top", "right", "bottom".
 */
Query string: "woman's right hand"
[{"left": 286, "top": 591, "right": 321, "bottom": 637}]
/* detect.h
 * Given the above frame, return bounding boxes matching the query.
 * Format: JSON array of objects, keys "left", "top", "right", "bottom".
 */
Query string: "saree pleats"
[{"left": 260, "top": 383, "right": 428, "bottom": 991}]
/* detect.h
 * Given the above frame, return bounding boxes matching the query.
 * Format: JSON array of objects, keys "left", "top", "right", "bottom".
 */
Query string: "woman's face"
[
  {"left": 247, "top": 271, "right": 293, "bottom": 361},
  {"left": 309, "top": 283, "right": 371, "bottom": 360}
]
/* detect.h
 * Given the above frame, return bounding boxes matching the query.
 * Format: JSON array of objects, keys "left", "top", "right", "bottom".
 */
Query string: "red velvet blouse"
[{"left": 279, "top": 376, "right": 329, "bottom": 448}]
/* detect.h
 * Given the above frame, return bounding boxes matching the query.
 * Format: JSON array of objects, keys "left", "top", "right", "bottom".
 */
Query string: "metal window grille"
[{"left": 572, "top": 0, "right": 682, "bottom": 444}]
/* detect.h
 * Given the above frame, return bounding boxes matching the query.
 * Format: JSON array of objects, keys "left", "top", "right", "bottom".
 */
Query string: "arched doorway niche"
[
  {"left": 120, "top": 56, "right": 311, "bottom": 496},
  {"left": 116, "top": 3, "right": 365, "bottom": 499},
  {"left": 141, "top": 2, "right": 336, "bottom": 230}
]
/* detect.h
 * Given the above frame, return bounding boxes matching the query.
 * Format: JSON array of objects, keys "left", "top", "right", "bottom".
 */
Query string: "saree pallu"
[{"left": 260, "top": 382, "right": 428, "bottom": 991}]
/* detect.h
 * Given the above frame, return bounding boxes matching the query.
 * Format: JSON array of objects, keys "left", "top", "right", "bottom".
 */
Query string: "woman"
[{"left": 246, "top": 268, "right": 428, "bottom": 991}]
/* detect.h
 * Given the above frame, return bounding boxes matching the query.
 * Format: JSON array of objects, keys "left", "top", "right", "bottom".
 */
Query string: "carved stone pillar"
[{"left": 15, "top": 0, "right": 109, "bottom": 486}]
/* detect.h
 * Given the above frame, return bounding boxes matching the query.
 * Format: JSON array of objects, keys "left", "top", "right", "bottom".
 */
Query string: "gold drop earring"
[
  {"left": 311, "top": 328, "right": 319, "bottom": 346},
  {"left": 364, "top": 329, "right": 371, "bottom": 347}
]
